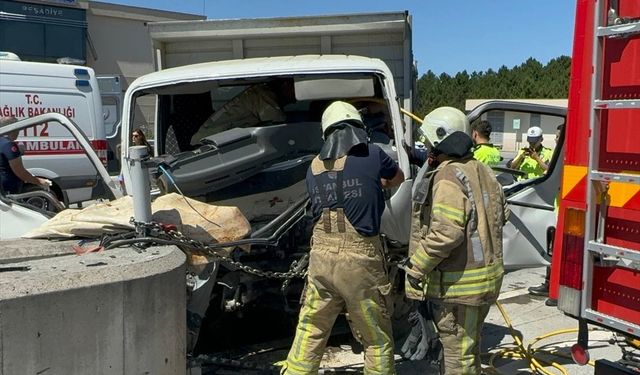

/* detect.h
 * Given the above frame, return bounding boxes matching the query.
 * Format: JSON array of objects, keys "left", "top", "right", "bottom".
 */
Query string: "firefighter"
[
  {"left": 508, "top": 126, "right": 553, "bottom": 180},
  {"left": 400, "top": 107, "right": 475, "bottom": 363},
  {"left": 471, "top": 120, "right": 502, "bottom": 167},
  {"left": 405, "top": 107, "right": 508, "bottom": 374},
  {"left": 282, "top": 101, "right": 404, "bottom": 375}
]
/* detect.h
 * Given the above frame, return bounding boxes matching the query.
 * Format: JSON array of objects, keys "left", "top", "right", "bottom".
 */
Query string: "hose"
[{"left": 486, "top": 301, "right": 598, "bottom": 375}]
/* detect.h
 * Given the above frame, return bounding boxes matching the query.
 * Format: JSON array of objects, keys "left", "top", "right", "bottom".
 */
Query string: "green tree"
[{"left": 415, "top": 56, "right": 571, "bottom": 117}]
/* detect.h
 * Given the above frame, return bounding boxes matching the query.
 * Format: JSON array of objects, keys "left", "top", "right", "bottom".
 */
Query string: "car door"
[
  {"left": 0, "top": 113, "right": 121, "bottom": 239},
  {"left": 467, "top": 101, "right": 567, "bottom": 269}
]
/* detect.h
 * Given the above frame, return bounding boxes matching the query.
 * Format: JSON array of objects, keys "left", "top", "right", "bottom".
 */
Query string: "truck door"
[{"left": 467, "top": 101, "right": 567, "bottom": 269}]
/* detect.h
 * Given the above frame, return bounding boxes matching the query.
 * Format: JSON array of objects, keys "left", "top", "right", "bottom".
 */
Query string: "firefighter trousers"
[
  {"left": 431, "top": 301, "right": 491, "bottom": 375},
  {"left": 282, "top": 215, "right": 395, "bottom": 375}
]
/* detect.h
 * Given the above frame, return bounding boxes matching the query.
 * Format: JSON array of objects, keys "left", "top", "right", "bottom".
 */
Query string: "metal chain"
[
  {"left": 190, "top": 353, "right": 279, "bottom": 374},
  {"left": 130, "top": 219, "right": 308, "bottom": 281}
]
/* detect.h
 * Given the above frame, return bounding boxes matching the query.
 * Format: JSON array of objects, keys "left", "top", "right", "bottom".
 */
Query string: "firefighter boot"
[
  {"left": 528, "top": 266, "right": 550, "bottom": 297},
  {"left": 528, "top": 282, "right": 549, "bottom": 297}
]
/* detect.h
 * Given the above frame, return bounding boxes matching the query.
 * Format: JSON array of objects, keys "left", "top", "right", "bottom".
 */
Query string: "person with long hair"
[{"left": 131, "top": 128, "right": 153, "bottom": 156}]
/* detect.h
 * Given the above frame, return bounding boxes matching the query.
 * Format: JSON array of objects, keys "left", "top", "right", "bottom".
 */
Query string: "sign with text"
[{"left": 512, "top": 119, "right": 521, "bottom": 130}]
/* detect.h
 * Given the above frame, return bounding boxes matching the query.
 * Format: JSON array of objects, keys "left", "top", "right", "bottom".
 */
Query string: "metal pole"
[{"left": 129, "top": 145, "right": 152, "bottom": 227}]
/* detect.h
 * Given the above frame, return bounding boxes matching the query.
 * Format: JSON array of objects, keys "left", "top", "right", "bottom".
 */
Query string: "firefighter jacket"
[{"left": 407, "top": 157, "right": 509, "bottom": 306}]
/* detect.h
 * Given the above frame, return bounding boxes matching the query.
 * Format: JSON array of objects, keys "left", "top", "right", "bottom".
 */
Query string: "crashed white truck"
[
  {"left": 0, "top": 13, "right": 568, "bottom": 372},
  {"left": 116, "top": 52, "right": 568, "bottom": 357},
  {"left": 112, "top": 6, "right": 565, "bottom": 368},
  {"left": 0, "top": 58, "right": 567, "bottom": 372}
]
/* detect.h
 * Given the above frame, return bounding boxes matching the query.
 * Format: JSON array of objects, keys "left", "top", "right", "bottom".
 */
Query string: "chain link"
[
  {"left": 130, "top": 219, "right": 308, "bottom": 281},
  {"left": 190, "top": 353, "right": 279, "bottom": 374}
]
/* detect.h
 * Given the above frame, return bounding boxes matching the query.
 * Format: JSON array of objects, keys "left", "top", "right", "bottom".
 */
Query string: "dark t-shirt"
[
  {"left": 0, "top": 136, "right": 23, "bottom": 194},
  {"left": 306, "top": 144, "right": 399, "bottom": 237}
]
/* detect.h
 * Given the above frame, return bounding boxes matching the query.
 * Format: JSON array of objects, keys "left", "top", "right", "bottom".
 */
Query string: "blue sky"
[{"left": 104, "top": 0, "right": 576, "bottom": 76}]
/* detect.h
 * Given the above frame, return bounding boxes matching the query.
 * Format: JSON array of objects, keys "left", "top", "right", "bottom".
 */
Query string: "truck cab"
[
  {"left": 116, "top": 54, "right": 569, "bottom": 353},
  {"left": 120, "top": 55, "right": 414, "bottom": 244}
]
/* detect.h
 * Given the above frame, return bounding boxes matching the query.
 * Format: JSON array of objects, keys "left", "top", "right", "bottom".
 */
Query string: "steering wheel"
[
  {"left": 10, "top": 185, "right": 65, "bottom": 214},
  {"left": 492, "top": 166, "right": 528, "bottom": 186}
]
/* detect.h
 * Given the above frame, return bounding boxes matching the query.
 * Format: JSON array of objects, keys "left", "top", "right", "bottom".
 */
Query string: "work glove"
[
  {"left": 400, "top": 302, "right": 438, "bottom": 361},
  {"left": 402, "top": 259, "right": 426, "bottom": 301}
]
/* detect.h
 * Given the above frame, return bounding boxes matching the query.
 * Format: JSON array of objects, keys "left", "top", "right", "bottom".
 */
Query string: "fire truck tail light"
[
  {"left": 565, "top": 208, "right": 586, "bottom": 236},
  {"left": 90, "top": 140, "right": 108, "bottom": 168},
  {"left": 559, "top": 233, "right": 584, "bottom": 290},
  {"left": 558, "top": 208, "right": 586, "bottom": 316},
  {"left": 559, "top": 208, "right": 586, "bottom": 290}
]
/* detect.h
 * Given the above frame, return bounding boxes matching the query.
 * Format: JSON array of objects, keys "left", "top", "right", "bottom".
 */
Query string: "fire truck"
[{"left": 550, "top": 0, "right": 640, "bottom": 373}]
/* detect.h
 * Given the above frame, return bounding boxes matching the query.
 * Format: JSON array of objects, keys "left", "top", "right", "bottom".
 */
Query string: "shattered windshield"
[{"left": 131, "top": 73, "right": 383, "bottom": 155}]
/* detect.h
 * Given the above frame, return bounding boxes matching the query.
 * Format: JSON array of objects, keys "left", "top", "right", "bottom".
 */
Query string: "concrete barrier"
[{"left": 0, "top": 241, "right": 186, "bottom": 375}]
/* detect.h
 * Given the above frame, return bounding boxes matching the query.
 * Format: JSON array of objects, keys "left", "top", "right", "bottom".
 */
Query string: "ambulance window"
[
  {"left": 102, "top": 96, "right": 120, "bottom": 138},
  {"left": 98, "top": 76, "right": 124, "bottom": 139}
]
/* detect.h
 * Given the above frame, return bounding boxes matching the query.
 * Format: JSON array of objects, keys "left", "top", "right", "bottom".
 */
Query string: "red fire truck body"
[{"left": 550, "top": 0, "right": 640, "bottom": 371}]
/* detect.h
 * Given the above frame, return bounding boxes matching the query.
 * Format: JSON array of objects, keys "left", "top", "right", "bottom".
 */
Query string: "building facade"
[
  {"left": 0, "top": 0, "right": 203, "bottom": 86},
  {"left": 0, "top": 0, "right": 87, "bottom": 63},
  {"left": 0, "top": 0, "right": 203, "bottom": 172}
]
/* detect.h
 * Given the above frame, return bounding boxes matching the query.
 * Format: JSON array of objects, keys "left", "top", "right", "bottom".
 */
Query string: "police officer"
[
  {"left": 508, "top": 126, "right": 553, "bottom": 180},
  {"left": 282, "top": 101, "right": 404, "bottom": 375},
  {"left": 528, "top": 123, "right": 564, "bottom": 305},
  {"left": 404, "top": 108, "right": 508, "bottom": 375},
  {"left": 471, "top": 120, "right": 502, "bottom": 167},
  {"left": 0, "top": 116, "right": 51, "bottom": 194}
]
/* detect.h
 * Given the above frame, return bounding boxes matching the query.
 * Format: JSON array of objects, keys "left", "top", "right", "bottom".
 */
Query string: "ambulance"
[{"left": 0, "top": 52, "right": 109, "bottom": 205}]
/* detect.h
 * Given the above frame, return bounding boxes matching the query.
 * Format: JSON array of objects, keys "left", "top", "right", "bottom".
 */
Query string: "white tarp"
[{"left": 24, "top": 193, "right": 252, "bottom": 246}]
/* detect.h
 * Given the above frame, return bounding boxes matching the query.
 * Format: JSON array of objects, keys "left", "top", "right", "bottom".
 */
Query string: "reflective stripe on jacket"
[{"left": 409, "top": 158, "right": 509, "bottom": 306}]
